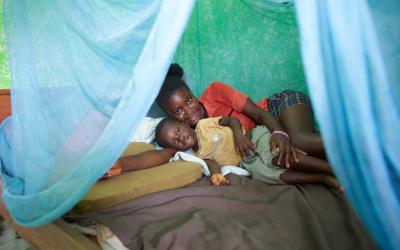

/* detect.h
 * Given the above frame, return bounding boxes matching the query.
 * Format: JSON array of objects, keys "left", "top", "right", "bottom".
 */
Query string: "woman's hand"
[
  {"left": 234, "top": 133, "right": 256, "bottom": 158},
  {"left": 210, "top": 173, "right": 230, "bottom": 186},
  {"left": 270, "top": 133, "right": 305, "bottom": 168}
]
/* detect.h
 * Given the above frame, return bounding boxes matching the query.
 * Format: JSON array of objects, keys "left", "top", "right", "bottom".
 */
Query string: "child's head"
[
  {"left": 156, "top": 64, "right": 207, "bottom": 127},
  {"left": 155, "top": 117, "right": 198, "bottom": 151}
]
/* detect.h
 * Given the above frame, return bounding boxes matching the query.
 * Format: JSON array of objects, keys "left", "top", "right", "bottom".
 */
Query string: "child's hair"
[
  {"left": 156, "top": 63, "right": 190, "bottom": 110},
  {"left": 155, "top": 117, "right": 180, "bottom": 148}
]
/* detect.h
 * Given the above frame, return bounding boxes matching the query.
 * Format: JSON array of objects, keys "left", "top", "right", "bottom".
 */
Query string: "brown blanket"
[{"left": 88, "top": 174, "right": 377, "bottom": 250}]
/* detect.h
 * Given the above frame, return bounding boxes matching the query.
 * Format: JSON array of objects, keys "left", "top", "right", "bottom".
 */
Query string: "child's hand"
[
  {"left": 210, "top": 173, "right": 230, "bottom": 186},
  {"left": 234, "top": 133, "right": 256, "bottom": 158},
  {"left": 100, "top": 160, "right": 122, "bottom": 180}
]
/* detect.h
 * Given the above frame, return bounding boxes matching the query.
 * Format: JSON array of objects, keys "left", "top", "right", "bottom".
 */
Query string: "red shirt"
[{"left": 198, "top": 82, "right": 268, "bottom": 131}]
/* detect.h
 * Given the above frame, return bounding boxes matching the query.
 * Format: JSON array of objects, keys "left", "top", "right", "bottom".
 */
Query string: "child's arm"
[
  {"left": 118, "top": 148, "right": 177, "bottom": 172},
  {"left": 218, "top": 116, "right": 255, "bottom": 158},
  {"left": 204, "top": 159, "right": 230, "bottom": 186}
]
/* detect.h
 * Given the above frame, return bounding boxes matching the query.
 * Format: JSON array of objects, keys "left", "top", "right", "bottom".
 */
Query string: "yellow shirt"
[{"left": 194, "top": 117, "right": 242, "bottom": 166}]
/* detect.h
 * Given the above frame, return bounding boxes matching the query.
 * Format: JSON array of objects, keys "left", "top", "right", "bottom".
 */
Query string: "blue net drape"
[
  {"left": 295, "top": 1, "right": 400, "bottom": 249},
  {"left": 0, "top": 0, "right": 195, "bottom": 227}
]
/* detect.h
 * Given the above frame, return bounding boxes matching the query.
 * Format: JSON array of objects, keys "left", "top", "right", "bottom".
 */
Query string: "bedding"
[
  {"left": 130, "top": 117, "right": 163, "bottom": 144},
  {"left": 87, "top": 174, "right": 378, "bottom": 250},
  {"left": 72, "top": 161, "right": 202, "bottom": 214},
  {"left": 71, "top": 142, "right": 202, "bottom": 214}
]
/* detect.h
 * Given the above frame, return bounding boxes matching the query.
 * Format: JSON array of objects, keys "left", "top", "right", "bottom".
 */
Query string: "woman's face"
[
  {"left": 160, "top": 121, "right": 198, "bottom": 151},
  {"left": 165, "top": 87, "right": 207, "bottom": 127}
]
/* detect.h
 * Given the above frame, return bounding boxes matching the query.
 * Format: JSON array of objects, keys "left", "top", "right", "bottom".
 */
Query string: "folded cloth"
[{"left": 170, "top": 151, "right": 249, "bottom": 177}]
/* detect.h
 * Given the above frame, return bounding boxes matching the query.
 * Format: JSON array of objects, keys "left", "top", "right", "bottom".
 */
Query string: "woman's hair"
[
  {"left": 155, "top": 117, "right": 179, "bottom": 148},
  {"left": 156, "top": 64, "right": 191, "bottom": 110}
]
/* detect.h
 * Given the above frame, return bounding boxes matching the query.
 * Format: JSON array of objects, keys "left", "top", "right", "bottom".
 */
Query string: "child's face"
[
  {"left": 165, "top": 87, "right": 207, "bottom": 127},
  {"left": 161, "top": 121, "right": 198, "bottom": 151}
]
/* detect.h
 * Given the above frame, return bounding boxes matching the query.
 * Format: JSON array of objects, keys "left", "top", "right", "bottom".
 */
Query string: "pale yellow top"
[{"left": 194, "top": 117, "right": 242, "bottom": 166}]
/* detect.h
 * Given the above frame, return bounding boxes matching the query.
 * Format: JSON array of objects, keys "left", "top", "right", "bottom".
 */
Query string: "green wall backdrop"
[
  {"left": 174, "top": 0, "right": 307, "bottom": 100},
  {"left": 0, "top": 0, "right": 306, "bottom": 98}
]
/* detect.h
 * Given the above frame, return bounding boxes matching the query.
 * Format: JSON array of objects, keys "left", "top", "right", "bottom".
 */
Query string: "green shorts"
[{"left": 239, "top": 126, "right": 285, "bottom": 184}]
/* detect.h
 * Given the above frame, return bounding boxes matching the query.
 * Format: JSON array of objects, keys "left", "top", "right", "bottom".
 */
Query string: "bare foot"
[{"left": 323, "top": 175, "right": 343, "bottom": 194}]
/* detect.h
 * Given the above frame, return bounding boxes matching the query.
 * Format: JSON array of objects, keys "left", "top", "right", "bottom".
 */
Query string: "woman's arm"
[
  {"left": 218, "top": 116, "right": 255, "bottom": 157},
  {"left": 119, "top": 148, "right": 176, "bottom": 172},
  {"left": 242, "top": 98, "right": 283, "bottom": 132}
]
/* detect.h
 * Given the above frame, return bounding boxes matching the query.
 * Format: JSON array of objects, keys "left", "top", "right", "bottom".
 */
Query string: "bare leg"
[
  {"left": 279, "top": 104, "right": 326, "bottom": 158},
  {"left": 273, "top": 154, "right": 333, "bottom": 175},
  {"left": 294, "top": 155, "right": 333, "bottom": 175},
  {"left": 280, "top": 170, "right": 340, "bottom": 191}
]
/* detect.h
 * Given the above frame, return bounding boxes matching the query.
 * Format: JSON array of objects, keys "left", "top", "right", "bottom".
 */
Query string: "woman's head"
[
  {"left": 156, "top": 64, "right": 207, "bottom": 127},
  {"left": 155, "top": 117, "right": 198, "bottom": 151}
]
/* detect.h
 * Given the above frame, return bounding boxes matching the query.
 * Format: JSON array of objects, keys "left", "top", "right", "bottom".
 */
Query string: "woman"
[{"left": 156, "top": 64, "right": 326, "bottom": 168}]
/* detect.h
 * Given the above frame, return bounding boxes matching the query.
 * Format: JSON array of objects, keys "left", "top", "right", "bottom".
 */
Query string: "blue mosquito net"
[
  {"left": 0, "top": 0, "right": 195, "bottom": 227},
  {"left": 1, "top": 1, "right": 399, "bottom": 249},
  {"left": 296, "top": 0, "right": 400, "bottom": 249}
]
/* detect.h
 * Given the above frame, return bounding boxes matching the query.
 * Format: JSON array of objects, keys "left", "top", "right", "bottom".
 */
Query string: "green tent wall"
[{"left": 174, "top": 0, "right": 307, "bottom": 100}]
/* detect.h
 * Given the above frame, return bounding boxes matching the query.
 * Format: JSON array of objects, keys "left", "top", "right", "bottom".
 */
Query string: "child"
[{"left": 155, "top": 116, "right": 341, "bottom": 191}]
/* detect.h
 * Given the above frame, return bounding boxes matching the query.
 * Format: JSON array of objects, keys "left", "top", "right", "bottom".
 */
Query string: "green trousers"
[{"left": 239, "top": 126, "right": 284, "bottom": 184}]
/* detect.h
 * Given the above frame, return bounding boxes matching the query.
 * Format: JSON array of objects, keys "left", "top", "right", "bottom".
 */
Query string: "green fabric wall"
[
  {"left": 174, "top": 0, "right": 307, "bottom": 100},
  {"left": 0, "top": 0, "right": 306, "bottom": 97}
]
